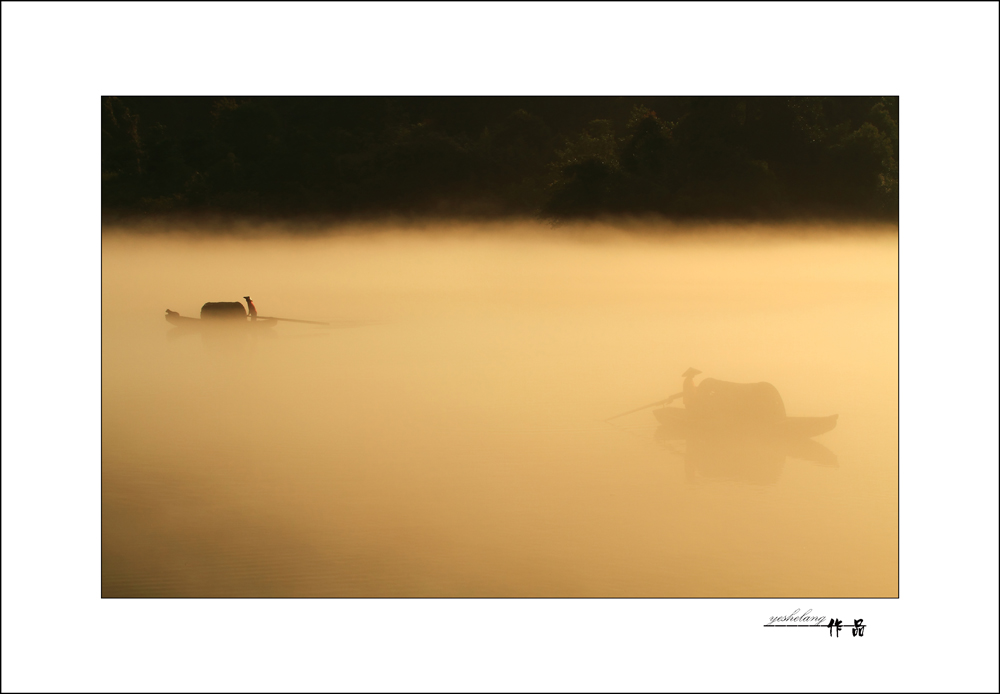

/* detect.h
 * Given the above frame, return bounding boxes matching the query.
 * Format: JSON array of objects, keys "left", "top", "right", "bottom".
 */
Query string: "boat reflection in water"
[
  {"left": 655, "top": 419, "right": 837, "bottom": 485},
  {"left": 616, "top": 367, "right": 838, "bottom": 484},
  {"left": 165, "top": 305, "right": 277, "bottom": 351}
]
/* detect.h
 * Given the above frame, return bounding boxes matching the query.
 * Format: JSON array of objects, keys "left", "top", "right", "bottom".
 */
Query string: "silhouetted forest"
[{"left": 102, "top": 97, "right": 898, "bottom": 223}]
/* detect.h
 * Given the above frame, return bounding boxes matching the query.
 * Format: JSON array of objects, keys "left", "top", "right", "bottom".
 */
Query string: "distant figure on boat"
[
  {"left": 244, "top": 296, "right": 257, "bottom": 322},
  {"left": 665, "top": 367, "right": 702, "bottom": 408}
]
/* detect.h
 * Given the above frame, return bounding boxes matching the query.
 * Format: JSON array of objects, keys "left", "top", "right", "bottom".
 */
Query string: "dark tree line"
[{"left": 102, "top": 96, "right": 897, "bottom": 223}]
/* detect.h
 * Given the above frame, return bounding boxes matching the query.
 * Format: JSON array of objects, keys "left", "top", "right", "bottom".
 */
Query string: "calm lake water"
[{"left": 102, "top": 223, "right": 898, "bottom": 597}]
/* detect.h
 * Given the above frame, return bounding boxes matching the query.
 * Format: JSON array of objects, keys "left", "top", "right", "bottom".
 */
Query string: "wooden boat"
[
  {"left": 653, "top": 406, "right": 838, "bottom": 439},
  {"left": 608, "top": 369, "right": 839, "bottom": 441},
  {"left": 166, "top": 301, "right": 328, "bottom": 332},
  {"left": 610, "top": 369, "right": 839, "bottom": 483},
  {"left": 165, "top": 309, "right": 277, "bottom": 330},
  {"left": 641, "top": 369, "right": 839, "bottom": 439}
]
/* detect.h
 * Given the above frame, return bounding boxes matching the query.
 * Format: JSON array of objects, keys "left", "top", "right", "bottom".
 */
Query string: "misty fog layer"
[{"left": 102, "top": 224, "right": 898, "bottom": 596}]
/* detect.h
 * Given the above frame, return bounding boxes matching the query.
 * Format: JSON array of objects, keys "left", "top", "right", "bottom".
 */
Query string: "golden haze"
[{"left": 102, "top": 222, "right": 898, "bottom": 597}]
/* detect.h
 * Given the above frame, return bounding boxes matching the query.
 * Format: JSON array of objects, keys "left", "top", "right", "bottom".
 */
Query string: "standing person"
[
  {"left": 664, "top": 367, "right": 702, "bottom": 407},
  {"left": 680, "top": 367, "right": 702, "bottom": 409},
  {"left": 243, "top": 296, "right": 257, "bottom": 322}
]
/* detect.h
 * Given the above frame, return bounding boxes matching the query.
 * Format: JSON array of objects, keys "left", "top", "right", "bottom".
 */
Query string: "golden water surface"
[{"left": 102, "top": 223, "right": 898, "bottom": 597}]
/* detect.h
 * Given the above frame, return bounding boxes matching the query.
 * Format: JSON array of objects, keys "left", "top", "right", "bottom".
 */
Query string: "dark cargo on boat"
[{"left": 200, "top": 302, "right": 247, "bottom": 320}]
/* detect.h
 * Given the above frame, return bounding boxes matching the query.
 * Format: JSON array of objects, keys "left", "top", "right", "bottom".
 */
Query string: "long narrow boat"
[
  {"left": 653, "top": 406, "right": 838, "bottom": 439},
  {"left": 165, "top": 310, "right": 278, "bottom": 330}
]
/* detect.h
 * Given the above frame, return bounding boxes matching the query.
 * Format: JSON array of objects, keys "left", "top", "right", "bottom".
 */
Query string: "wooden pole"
[
  {"left": 256, "top": 315, "right": 330, "bottom": 326},
  {"left": 605, "top": 398, "right": 671, "bottom": 422}
]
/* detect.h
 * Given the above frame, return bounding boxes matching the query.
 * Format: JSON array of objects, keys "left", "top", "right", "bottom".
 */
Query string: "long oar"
[
  {"left": 605, "top": 398, "right": 671, "bottom": 422},
  {"left": 257, "top": 315, "right": 330, "bottom": 326}
]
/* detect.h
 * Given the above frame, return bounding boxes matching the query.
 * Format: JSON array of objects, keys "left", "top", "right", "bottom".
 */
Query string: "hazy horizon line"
[{"left": 101, "top": 212, "right": 900, "bottom": 238}]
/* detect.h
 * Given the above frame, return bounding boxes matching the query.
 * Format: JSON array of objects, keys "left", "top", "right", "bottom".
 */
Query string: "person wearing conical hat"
[
  {"left": 664, "top": 367, "right": 702, "bottom": 407},
  {"left": 244, "top": 296, "right": 257, "bottom": 322},
  {"left": 680, "top": 367, "right": 702, "bottom": 409}
]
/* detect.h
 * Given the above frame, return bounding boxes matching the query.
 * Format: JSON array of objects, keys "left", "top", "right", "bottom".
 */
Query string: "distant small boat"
[
  {"left": 607, "top": 368, "right": 839, "bottom": 440},
  {"left": 652, "top": 368, "right": 838, "bottom": 438},
  {"left": 653, "top": 406, "right": 838, "bottom": 439},
  {"left": 165, "top": 299, "right": 328, "bottom": 332}
]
